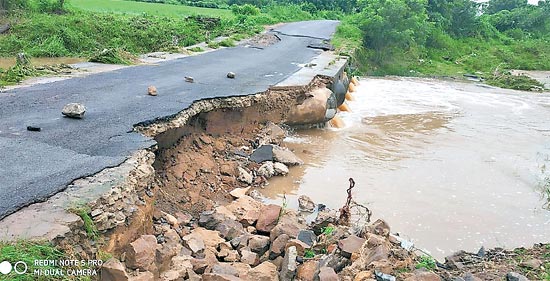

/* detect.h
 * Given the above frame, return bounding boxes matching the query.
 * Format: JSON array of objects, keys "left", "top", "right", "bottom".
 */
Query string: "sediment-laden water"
[{"left": 263, "top": 77, "right": 550, "bottom": 259}]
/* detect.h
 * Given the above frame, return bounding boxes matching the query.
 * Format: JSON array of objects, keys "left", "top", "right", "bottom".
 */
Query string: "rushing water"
[{"left": 262, "top": 77, "right": 550, "bottom": 259}]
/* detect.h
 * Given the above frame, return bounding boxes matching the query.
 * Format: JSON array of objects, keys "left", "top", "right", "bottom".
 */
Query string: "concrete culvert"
[{"left": 332, "top": 80, "right": 347, "bottom": 107}]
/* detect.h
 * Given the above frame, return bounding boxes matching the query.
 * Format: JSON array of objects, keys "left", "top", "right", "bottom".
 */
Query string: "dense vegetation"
[
  {"left": 332, "top": 0, "right": 550, "bottom": 90},
  {"left": 1, "top": 0, "right": 549, "bottom": 90}
]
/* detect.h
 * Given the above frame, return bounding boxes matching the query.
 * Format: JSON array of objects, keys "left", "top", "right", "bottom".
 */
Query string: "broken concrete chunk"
[
  {"left": 62, "top": 103, "right": 86, "bottom": 118},
  {"left": 280, "top": 245, "right": 298, "bottom": 280}
]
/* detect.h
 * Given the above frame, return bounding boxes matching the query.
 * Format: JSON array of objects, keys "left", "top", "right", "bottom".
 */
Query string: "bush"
[{"left": 231, "top": 4, "right": 260, "bottom": 16}]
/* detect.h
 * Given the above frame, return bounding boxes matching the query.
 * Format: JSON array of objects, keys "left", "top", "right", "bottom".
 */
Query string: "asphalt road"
[{"left": 0, "top": 20, "right": 340, "bottom": 219}]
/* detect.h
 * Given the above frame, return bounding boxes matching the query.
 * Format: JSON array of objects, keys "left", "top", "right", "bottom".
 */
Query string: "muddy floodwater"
[{"left": 262, "top": 77, "right": 550, "bottom": 259}]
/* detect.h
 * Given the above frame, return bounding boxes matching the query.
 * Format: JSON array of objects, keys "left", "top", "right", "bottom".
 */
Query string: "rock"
[
  {"left": 375, "top": 271, "right": 396, "bottom": 281},
  {"left": 256, "top": 204, "right": 281, "bottom": 233},
  {"left": 175, "top": 212, "right": 193, "bottom": 225},
  {"left": 237, "top": 167, "right": 253, "bottom": 184},
  {"left": 258, "top": 161, "right": 276, "bottom": 178},
  {"left": 128, "top": 271, "right": 155, "bottom": 281},
  {"left": 270, "top": 211, "right": 306, "bottom": 241},
  {"left": 182, "top": 235, "right": 205, "bottom": 257},
  {"left": 463, "top": 273, "right": 482, "bottom": 281},
  {"left": 506, "top": 272, "right": 529, "bottom": 281},
  {"left": 368, "top": 219, "right": 390, "bottom": 237},
  {"left": 297, "top": 230, "right": 317, "bottom": 247},
  {"left": 62, "top": 103, "right": 86, "bottom": 119},
  {"left": 280, "top": 246, "right": 298, "bottom": 281},
  {"left": 185, "top": 76, "right": 194, "bottom": 83},
  {"left": 312, "top": 209, "right": 339, "bottom": 234},
  {"left": 404, "top": 270, "right": 441, "bottom": 281},
  {"left": 229, "top": 187, "right": 250, "bottom": 199},
  {"left": 248, "top": 261, "right": 279, "bottom": 281},
  {"left": 101, "top": 258, "right": 129, "bottom": 281},
  {"left": 520, "top": 258, "right": 542, "bottom": 270},
  {"left": 354, "top": 271, "right": 373, "bottom": 281},
  {"left": 298, "top": 195, "right": 316, "bottom": 212},
  {"left": 162, "top": 255, "right": 193, "bottom": 281},
  {"left": 250, "top": 145, "right": 274, "bottom": 163},
  {"left": 202, "top": 273, "right": 241, "bottom": 281},
  {"left": 240, "top": 249, "right": 259, "bottom": 266},
  {"left": 164, "top": 212, "right": 178, "bottom": 227},
  {"left": 248, "top": 235, "right": 271, "bottom": 256},
  {"left": 211, "top": 263, "right": 239, "bottom": 276},
  {"left": 319, "top": 254, "right": 349, "bottom": 273},
  {"left": 227, "top": 72, "right": 236, "bottom": 79},
  {"left": 273, "top": 162, "right": 289, "bottom": 175},
  {"left": 319, "top": 267, "right": 339, "bottom": 281},
  {"left": 189, "top": 227, "right": 225, "bottom": 248},
  {"left": 270, "top": 233, "right": 290, "bottom": 259},
  {"left": 147, "top": 86, "right": 157, "bottom": 96},
  {"left": 216, "top": 219, "right": 246, "bottom": 241},
  {"left": 286, "top": 239, "right": 311, "bottom": 256},
  {"left": 229, "top": 262, "right": 251, "bottom": 278},
  {"left": 272, "top": 145, "right": 303, "bottom": 166},
  {"left": 199, "top": 210, "right": 228, "bottom": 230},
  {"left": 338, "top": 235, "right": 366, "bottom": 259},
  {"left": 126, "top": 235, "right": 159, "bottom": 272},
  {"left": 296, "top": 260, "right": 318, "bottom": 281}
]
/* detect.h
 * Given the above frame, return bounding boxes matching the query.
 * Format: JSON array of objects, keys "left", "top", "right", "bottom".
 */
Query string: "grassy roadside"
[{"left": 69, "top": 0, "right": 233, "bottom": 18}]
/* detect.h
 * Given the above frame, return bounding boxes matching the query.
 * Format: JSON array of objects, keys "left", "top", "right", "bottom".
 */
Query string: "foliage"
[
  {"left": 416, "top": 255, "right": 437, "bottom": 270},
  {"left": 358, "top": 0, "right": 430, "bottom": 64},
  {"left": 304, "top": 249, "right": 315, "bottom": 258},
  {"left": 0, "top": 58, "right": 38, "bottom": 86},
  {"left": 321, "top": 226, "right": 335, "bottom": 236},
  {"left": 486, "top": 73, "right": 544, "bottom": 91},
  {"left": 89, "top": 48, "right": 134, "bottom": 65},
  {"left": 231, "top": 3, "right": 260, "bottom": 15}
]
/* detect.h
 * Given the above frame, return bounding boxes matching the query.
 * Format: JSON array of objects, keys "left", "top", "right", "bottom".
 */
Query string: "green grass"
[
  {"left": 72, "top": 207, "right": 99, "bottom": 240},
  {"left": 0, "top": 241, "right": 65, "bottom": 281},
  {"left": 304, "top": 249, "right": 315, "bottom": 258},
  {"left": 69, "top": 0, "right": 233, "bottom": 18},
  {"left": 415, "top": 255, "right": 437, "bottom": 270}
]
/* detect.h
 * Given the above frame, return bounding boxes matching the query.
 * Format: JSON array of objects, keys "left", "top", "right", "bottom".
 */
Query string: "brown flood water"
[
  {"left": 0, "top": 57, "right": 85, "bottom": 69},
  {"left": 262, "top": 77, "right": 550, "bottom": 260}
]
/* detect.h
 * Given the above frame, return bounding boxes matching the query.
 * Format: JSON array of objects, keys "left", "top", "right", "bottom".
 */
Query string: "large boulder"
[
  {"left": 125, "top": 235, "right": 159, "bottom": 272},
  {"left": 249, "top": 145, "right": 274, "bottom": 163}
]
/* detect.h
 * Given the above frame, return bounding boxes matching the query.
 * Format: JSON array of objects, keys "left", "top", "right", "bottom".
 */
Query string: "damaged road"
[{"left": 0, "top": 20, "right": 340, "bottom": 219}]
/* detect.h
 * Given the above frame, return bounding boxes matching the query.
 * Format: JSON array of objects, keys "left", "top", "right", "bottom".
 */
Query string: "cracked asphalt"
[{"left": 0, "top": 20, "right": 340, "bottom": 219}]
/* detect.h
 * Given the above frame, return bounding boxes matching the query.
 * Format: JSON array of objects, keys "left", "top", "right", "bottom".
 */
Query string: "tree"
[
  {"left": 485, "top": 0, "right": 528, "bottom": 14},
  {"left": 427, "top": 0, "right": 479, "bottom": 37},
  {"left": 359, "top": 0, "right": 429, "bottom": 56}
]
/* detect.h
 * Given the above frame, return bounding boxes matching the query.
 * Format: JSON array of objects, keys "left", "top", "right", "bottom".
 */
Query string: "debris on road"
[
  {"left": 61, "top": 103, "right": 86, "bottom": 119},
  {"left": 227, "top": 72, "right": 236, "bottom": 79},
  {"left": 185, "top": 76, "right": 195, "bottom": 83},
  {"left": 26, "top": 126, "right": 41, "bottom": 132},
  {"left": 147, "top": 85, "right": 158, "bottom": 96}
]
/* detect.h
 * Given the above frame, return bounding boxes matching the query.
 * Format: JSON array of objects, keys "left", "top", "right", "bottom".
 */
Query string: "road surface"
[{"left": 0, "top": 20, "right": 340, "bottom": 219}]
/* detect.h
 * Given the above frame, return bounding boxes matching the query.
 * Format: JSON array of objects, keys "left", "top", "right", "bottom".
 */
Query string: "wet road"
[{"left": 0, "top": 20, "right": 340, "bottom": 219}]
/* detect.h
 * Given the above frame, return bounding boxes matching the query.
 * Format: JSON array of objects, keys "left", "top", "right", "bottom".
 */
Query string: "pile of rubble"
[{"left": 100, "top": 183, "right": 431, "bottom": 281}]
